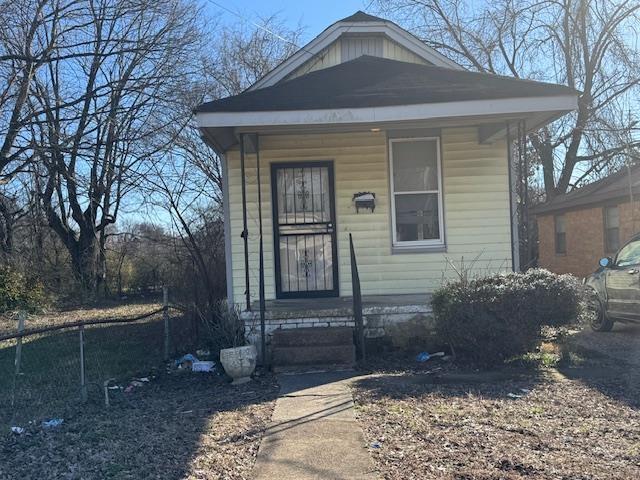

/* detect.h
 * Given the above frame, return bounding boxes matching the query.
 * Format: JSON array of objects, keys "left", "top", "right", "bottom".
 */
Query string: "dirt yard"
[
  {"left": 0, "top": 370, "right": 278, "bottom": 480},
  {"left": 352, "top": 328, "right": 640, "bottom": 480},
  {"left": 0, "top": 301, "right": 277, "bottom": 480}
]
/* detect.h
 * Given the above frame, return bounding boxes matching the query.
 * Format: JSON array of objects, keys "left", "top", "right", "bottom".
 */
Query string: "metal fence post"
[
  {"left": 79, "top": 324, "right": 87, "bottom": 402},
  {"left": 14, "top": 311, "right": 26, "bottom": 375},
  {"left": 163, "top": 286, "right": 170, "bottom": 361}
]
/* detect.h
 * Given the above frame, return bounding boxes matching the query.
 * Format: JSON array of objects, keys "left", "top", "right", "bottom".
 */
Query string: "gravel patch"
[{"left": 570, "top": 322, "right": 640, "bottom": 367}]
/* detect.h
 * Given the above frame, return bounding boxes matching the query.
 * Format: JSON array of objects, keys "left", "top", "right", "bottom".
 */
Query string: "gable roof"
[
  {"left": 338, "top": 11, "right": 388, "bottom": 23},
  {"left": 248, "top": 10, "right": 462, "bottom": 90},
  {"left": 532, "top": 165, "right": 640, "bottom": 215},
  {"left": 197, "top": 55, "right": 577, "bottom": 113}
]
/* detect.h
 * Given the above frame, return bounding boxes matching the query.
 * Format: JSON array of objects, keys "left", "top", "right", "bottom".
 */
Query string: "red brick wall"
[{"left": 537, "top": 200, "right": 640, "bottom": 278}]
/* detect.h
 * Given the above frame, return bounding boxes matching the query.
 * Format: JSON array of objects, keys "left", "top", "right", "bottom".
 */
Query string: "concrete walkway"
[{"left": 252, "top": 371, "right": 378, "bottom": 480}]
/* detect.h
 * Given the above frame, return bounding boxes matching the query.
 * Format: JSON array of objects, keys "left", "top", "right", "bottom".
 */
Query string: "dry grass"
[
  {"left": 353, "top": 354, "right": 640, "bottom": 479},
  {"left": 0, "top": 301, "right": 183, "bottom": 428},
  {"left": 1, "top": 372, "right": 278, "bottom": 480},
  {"left": 0, "top": 301, "right": 277, "bottom": 479},
  {"left": 0, "top": 300, "right": 163, "bottom": 335}
]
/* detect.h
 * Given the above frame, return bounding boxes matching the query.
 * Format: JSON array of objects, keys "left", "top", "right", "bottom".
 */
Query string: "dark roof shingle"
[
  {"left": 197, "top": 56, "right": 576, "bottom": 113},
  {"left": 338, "top": 11, "right": 388, "bottom": 23}
]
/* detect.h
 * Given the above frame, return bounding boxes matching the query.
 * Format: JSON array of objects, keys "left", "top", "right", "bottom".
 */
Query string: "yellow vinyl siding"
[
  {"left": 285, "top": 37, "right": 428, "bottom": 81},
  {"left": 383, "top": 38, "right": 428, "bottom": 64},
  {"left": 285, "top": 41, "right": 342, "bottom": 80},
  {"left": 227, "top": 128, "right": 511, "bottom": 305}
]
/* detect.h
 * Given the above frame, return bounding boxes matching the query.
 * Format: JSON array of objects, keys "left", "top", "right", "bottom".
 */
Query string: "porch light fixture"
[
  {"left": 353, "top": 192, "right": 376, "bottom": 213},
  {"left": 370, "top": 128, "right": 381, "bottom": 132}
]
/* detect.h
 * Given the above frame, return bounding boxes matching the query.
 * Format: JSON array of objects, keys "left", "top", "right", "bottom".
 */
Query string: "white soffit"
[{"left": 196, "top": 95, "right": 579, "bottom": 129}]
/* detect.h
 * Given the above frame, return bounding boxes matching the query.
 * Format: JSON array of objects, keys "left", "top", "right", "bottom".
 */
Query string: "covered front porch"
[
  {"left": 195, "top": 50, "right": 578, "bottom": 366},
  {"left": 241, "top": 293, "right": 434, "bottom": 364}
]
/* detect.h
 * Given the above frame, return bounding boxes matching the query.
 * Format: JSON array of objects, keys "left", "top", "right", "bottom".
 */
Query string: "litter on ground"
[
  {"left": 175, "top": 354, "right": 198, "bottom": 368},
  {"left": 416, "top": 351, "right": 445, "bottom": 362},
  {"left": 192, "top": 361, "right": 216, "bottom": 373},
  {"left": 42, "top": 418, "right": 64, "bottom": 429}
]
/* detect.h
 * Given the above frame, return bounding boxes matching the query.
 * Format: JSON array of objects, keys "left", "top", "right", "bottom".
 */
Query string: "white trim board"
[
  {"left": 196, "top": 95, "right": 578, "bottom": 129},
  {"left": 249, "top": 21, "right": 462, "bottom": 91},
  {"left": 388, "top": 137, "right": 445, "bottom": 249}
]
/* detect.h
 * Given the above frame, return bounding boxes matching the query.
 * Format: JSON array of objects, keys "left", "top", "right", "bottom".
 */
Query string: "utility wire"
[
  {"left": 298, "top": 0, "right": 377, "bottom": 74},
  {"left": 205, "top": 0, "right": 378, "bottom": 72},
  {"left": 205, "top": 0, "right": 316, "bottom": 57}
]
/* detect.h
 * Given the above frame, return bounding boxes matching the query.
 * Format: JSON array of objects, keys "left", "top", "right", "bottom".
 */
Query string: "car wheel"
[{"left": 586, "top": 291, "right": 613, "bottom": 332}]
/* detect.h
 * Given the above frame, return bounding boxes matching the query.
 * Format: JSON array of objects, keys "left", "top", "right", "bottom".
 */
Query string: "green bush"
[
  {"left": 431, "top": 269, "right": 581, "bottom": 367},
  {"left": 0, "top": 265, "right": 46, "bottom": 313}
]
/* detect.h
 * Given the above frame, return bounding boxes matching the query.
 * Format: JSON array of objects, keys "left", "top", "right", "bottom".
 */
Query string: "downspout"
[
  {"left": 221, "top": 154, "right": 234, "bottom": 303},
  {"left": 239, "top": 134, "right": 251, "bottom": 311},
  {"left": 506, "top": 122, "right": 520, "bottom": 272}
]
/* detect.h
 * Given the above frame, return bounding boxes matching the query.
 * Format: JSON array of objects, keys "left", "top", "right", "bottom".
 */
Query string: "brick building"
[{"left": 533, "top": 166, "right": 640, "bottom": 278}]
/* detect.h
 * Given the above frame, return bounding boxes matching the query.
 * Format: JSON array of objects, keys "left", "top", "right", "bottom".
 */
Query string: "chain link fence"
[{"left": 0, "top": 289, "right": 198, "bottom": 430}]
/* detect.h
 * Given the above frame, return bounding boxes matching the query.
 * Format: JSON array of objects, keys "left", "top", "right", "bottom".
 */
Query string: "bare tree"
[
  {"left": 0, "top": 0, "right": 88, "bottom": 254},
  {"left": 375, "top": 0, "right": 640, "bottom": 198},
  {"left": 25, "top": 0, "right": 202, "bottom": 296},
  {"left": 143, "top": 15, "right": 301, "bottom": 307},
  {"left": 207, "top": 15, "right": 303, "bottom": 97}
]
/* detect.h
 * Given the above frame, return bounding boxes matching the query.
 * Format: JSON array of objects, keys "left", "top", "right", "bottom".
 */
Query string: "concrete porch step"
[
  {"left": 272, "top": 326, "right": 354, "bottom": 347},
  {"left": 273, "top": 364, "right": 356, "bottom": 374},
  {"left": 272, "top": 344, "right": 356, "bottom": 368}
]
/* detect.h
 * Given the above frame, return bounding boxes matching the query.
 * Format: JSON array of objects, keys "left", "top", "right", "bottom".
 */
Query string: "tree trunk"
[
  {"left": 0, "top": 196, "right": 15, "bottom": 258},
  {"left": 68, "top": 232, "right": 99, "bottom": 297}
]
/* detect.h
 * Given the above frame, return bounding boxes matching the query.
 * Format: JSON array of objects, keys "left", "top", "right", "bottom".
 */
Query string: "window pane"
[
  {"left": 394, "top": 193, "right": 439, "bottom": 242},
  {"left": 605, "top": 228, "right": 620, "bottom": 253},
  {"left": 277, "top": 167, "right": 330, "bottom": 224},
  {"left": 555, "top": 233, "right": 566, "bottom": 254},
  {"left": 616, "top": 240, "right": 640, "bottom": 267},
  {"left": 604, "top": 206, "right": 620, "bottom": 229},
  {"left": 392, "top": 140, "right": 438, "bottom": 192},
  {"left": 554, "top": 215, "right": 566, "bottom": 234},
  {"left": 279, "top": 234, "right": 333, "bottom": 292}
]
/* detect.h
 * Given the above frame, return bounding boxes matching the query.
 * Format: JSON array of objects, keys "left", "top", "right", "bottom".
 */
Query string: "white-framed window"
[{"left": 389, "top": 137, "right": 444, "bottom": 248}]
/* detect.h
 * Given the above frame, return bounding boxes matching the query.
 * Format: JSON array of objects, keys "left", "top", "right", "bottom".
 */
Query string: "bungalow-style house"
[
  {"left": 533, "top": 165, "right": 640, "bottom": 278},
  {"left": 196, "top": 11, "right": 578, "bottom": 366}
]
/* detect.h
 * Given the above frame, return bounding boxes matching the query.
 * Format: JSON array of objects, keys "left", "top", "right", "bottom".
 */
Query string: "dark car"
[{"left": 584, "top": 234, "right": 640, "bottom": 331}]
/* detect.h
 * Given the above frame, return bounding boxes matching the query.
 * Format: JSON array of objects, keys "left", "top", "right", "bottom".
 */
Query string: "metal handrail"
[{"left": 349, "top": 233, "right": 365, "bottom": 362}]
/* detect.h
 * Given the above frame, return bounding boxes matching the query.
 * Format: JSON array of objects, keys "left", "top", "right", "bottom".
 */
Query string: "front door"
[{"left": 272, "top": 162, "right": 338, "bottom": 298}]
